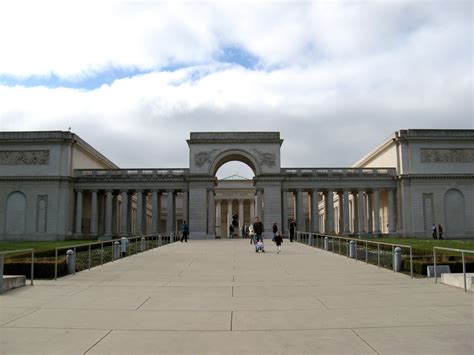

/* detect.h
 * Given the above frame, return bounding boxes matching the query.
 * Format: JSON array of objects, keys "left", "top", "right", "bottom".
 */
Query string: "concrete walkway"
[{"left": 1, "top": 240, "right": 473, "bottom": 354}]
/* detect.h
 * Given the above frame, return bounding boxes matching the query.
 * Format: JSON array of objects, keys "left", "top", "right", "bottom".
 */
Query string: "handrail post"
[
  {"left": 365, "top": 241, "right": 368, "bottom": 263},
  {"left": 462, "top": 251, "right": 466, "bottom": 292},
  {"left": 377, "top": 244, "right": 380, "bottom": 268},
  {"left": 101, "top": 243, "right": 103, "bottom": 266},
  {"left": 54, "top": 248, "right": 58, "bottom": 280},
  {"left": 88, "top": 244, "right": 91, "bottom": 271},
  {"left": 410, "top": 246, "right": 413, "bottom": 279},
  {"left": 31, "top": 250, "right": 34, "bottom": 285},
  {"left": 392, "top": 245, "right": 395, "bottom": 272},
  {"left": 434, "top": 248, "right": 437, "bottom": 283}
]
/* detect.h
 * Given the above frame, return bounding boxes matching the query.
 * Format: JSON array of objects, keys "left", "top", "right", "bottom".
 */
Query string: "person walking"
[
  {"left": 274, "top": 230, "right": 283, "bottom": 254},
  {"left": 272, "top": 222, "right": 278, "bottom": 241},
  {"left": 248, "top": 223, "right": 255, "bottom": 244},
  {"left": 181, "top": 221, "right": 189, "bottom": 242},
  {"left": 289, "top": 219, "right": 296, "bottom": 242},
  {"left": 120, "top": 236, "right": 129, "bottom": 257},
  {"left": 438, "top": 224, "right": 443, "bottom": 239},
  {"left": 253, "top": 216, "right": 264, "bottom": 243},
  {"left": 432, "top": 224, "right": 437, "bottom": 239}
]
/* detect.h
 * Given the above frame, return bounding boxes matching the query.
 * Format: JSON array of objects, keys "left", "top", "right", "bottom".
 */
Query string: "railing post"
[
  {"left": 410, "top": 247, "right": 413, "bottom": 279},
  {"left": 365, "top": 241, "right": 368, "bottom": 263},
  {"left": 434, "top": 248, "right": 437, "bottom": 284},
  {"left": 462, "top": 251, "right": 466, "bottom": 292},
  {"left": 338, "top": 238, "right": 341, "bottom": 254},
  {"left": 377, "top": 244, "right": 380, "bottom": 268},
  {"left": 392, "top": 245, "right": 395, "bottom": 272},
  {"left": 31, "top": 250, "right": 34, "bottom": 285},
  {"left": 101, "top": 243, "right": 103, "bottom": 266},
  {"left": 88, "top": 245, "right": 91, "bottom": 271},
  {"left": 54, "top": 248, "right": 58, "bottom": 280}
]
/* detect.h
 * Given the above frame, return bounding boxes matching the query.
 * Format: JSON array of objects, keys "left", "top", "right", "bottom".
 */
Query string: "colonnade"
[
  {"left": 283, "top": 188, "right": 396, "bottom": 236},
  {"left": 74, "top": 189, "right": 187, "bottom": 237},
  {"left": 215, "top": 197, "right": 255, "bottom": 237}
]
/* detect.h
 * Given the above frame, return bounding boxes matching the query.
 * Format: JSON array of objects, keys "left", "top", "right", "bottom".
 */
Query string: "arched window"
[
  {"left": 6, "top": 191, "right": 27, "bottom": 234},
  {"left": 444, "top": 189, "right": 465, "bottom": 237}
]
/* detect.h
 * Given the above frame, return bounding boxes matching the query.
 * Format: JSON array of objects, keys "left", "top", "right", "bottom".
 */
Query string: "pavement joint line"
[
  {"left": 350, "top": 328, "right": 380, "bottom": 354},
  {"left": 313, "top": 296, "right": 330, "bottom": 310},
  {"left": 83, "top": 329, "right": 113, "bottom": 355},
  {"left": 0, "top": 308, "right": 40, "bottom": 327},
  {"left": 68, "top": 285, "right": 93, "bottom": 296},
  {"left": 135, "top": 296, "right": 151, "bottom": 310}
]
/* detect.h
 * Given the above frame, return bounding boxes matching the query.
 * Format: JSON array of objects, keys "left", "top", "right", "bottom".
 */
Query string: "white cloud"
[{"left": 0, "top": 0, "right": 471, "bottom": 172}]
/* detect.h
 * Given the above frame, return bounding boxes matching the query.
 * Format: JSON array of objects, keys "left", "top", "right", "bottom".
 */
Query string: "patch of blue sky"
[
  {"left": 216, "top": 46, "right": 259, "bottom": 69},
  {"left": 0, "top": 67, "right": 151, "bottom": 90}
]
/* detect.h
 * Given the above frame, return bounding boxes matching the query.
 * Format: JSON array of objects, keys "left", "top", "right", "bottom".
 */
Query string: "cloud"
[{"left": 0, "top": 1, "right": 471, "bottom": 173}]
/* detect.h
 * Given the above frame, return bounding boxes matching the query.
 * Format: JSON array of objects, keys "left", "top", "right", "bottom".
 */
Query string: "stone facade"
[{"left": 0, "top": 129, "right": 472, "bottom": 241}]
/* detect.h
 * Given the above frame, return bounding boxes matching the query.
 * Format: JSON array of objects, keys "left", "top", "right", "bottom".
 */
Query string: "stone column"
[
  {"left": 326, "top": 190, "right": 335, "bottom": 234},
  {"left": 367, "top": 191, "right": 373, "bottom": 234},
  {"left": 120, "top": 190, "right": 128, "bottom": 236},
  {"left": 343, "top": 190, "right": 350, "bottom": 234},
  {"left": 127, "top": 193, "right": 133, "bottom": 235},
  {"left": 227, "top": 200, "right": 233, "bottom": 237},
  {"left": 166, "top": 190, "right": 175, "bottom": 234},
  {"left": 90, "top": 190, "right": 98, "bottom": 237},
  {"left": 216, "top": 199, "right": 222, "bottom": 237},
  {"left": 74, "top": 190, "right": 83, "bottom": 235},
  {"left": 104, "top": 190, "right": 113, "bottom": 237},
  {"left": 152, "top": 190, "right": 160, "bottom": 234},
  {"left": 295, "top": 189, "right": 304, "bottom": 232},
  {"left": 182, "top": 190, "right": 188, "bottom": 225},
  {"left": 310, "top": 190, "right": 319, "bottom": 233},
  {"left": 136, "top": 190, "right": 143, "bottom": 235},
  {"left": 207, "top": 189, "right": 215, "bottom": 237},
  {"left": 337, "top": 191, "right": 344, "bottom": 235},
  {"left": 388, "top": 189, "right": 396, "bottom": 233},
  {"left": 282, "top": 189, "right": 289, "bottom": 235},
  {"left": 238, "top": 199, "right": 244, "bottom": 236},
  {"left": 373, "top": 189, "right": 381, "bottom": 234},
  {"left": 357, "top": 190, "right": 365, "bottom": 234},
  {"left": 112, "top": 193, "right": 118, "bottom": 236},
  {"left": 256, "top": 189, "right": 263, "bottom": 221},
  {"left": 250, "top": 199, "right": 255, "bottom": 223}
]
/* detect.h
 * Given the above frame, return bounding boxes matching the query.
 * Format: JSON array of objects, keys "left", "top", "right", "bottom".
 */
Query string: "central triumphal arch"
[{"left": 187, "top": 132, "right": 284, "bottom": 238}]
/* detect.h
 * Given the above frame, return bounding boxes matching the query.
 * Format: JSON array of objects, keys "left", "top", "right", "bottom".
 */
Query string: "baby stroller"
[{"left": 255, "top": 240, "right": 265, "bottom": 253}]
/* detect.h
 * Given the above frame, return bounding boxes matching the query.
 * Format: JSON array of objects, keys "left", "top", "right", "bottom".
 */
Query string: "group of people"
[
  {"left": 246, "top": 217, "right": 284, "bottom": 254},
  {"left": 432, "top": 223, "right": 444, "bottom": 240}
]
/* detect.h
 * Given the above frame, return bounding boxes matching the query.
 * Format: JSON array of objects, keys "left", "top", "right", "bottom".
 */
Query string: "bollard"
[
  {"left": 393, "top": 247, "right": 402, "bottom": 272},
  {"left": 66, "top": 249, "right": 75, "bottom": 275},
  {"left": 349, "top": 240, "right": 356, "bottom": 258},
  {"left": 324, "top": 237, "right": 328, "bottom": 251},
  {"left": 141, "top": 237, "right": 146, "bottom": 252},
  {"left": 113, "top": 241, "right": 120, "bottom": 260}
]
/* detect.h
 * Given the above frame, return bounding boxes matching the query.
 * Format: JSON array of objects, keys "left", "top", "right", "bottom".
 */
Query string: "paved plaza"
[{"left": 1, "top": 240, "right": 473, "bottom": 354}]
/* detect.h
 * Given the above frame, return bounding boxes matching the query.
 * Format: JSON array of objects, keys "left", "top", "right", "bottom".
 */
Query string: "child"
[
  {"left": 255, "top": 240, "right": 265, "bottom": 253},
  {"left": 274, "top": 230, "right": 283, "bottom": 254}
]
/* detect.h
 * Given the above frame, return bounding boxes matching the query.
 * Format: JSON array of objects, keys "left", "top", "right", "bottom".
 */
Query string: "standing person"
[
  {"left": 253, "top": 216, "right": 264, "bottom": 243},
  {"left": 248, "top": 223, "right": 255, "bottom": 244},
  {"left": 432, "top": 224, "right": 437, "bottom": 239},
  {"left": 120, "top": 236, "right": 128, "bottom": 257},
  {"left": 272, "top": 222, "right": 278, "bottom": 241},
  {"left": 289, "top": 219, "right": 296, "bottom": 242},
  {"left": 438, "top": 224, "right": 443, "bottom": 239},
  {"left": 229, "top": 224, "right": 234, "bottom": 239},
  {"left": 242, "top": 223, "right": 248, "bottom": 239},
  {"left": 274, "top": 230, "right": 283, "bottom": 254},
  {"left": 181, "top": 221, "right": 189, "bottom": 242}
]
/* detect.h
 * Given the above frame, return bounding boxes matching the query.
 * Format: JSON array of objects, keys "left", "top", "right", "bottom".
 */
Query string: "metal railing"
[
  {"left": 54, "top": 234, "right": 177, "bottom": 280},
  {"left": 434, "top": 247, "right": 474, "bottom": 292},
  {"left": 296, "top": 231, "right": 413, "bottom": 278},
  {"left": 0, "top": 248, "right": 34, "bottom": 293}
]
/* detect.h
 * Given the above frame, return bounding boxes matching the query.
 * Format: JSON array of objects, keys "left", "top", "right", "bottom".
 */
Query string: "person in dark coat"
[
  {"left": 432, "top": 224, "right": 437, "bottom": 239},
  {"left": 438, "top": 224, "right": 443, "bottom": 239},
  {"left": 181, "top": 221, "right": 189, "bottom": 242},
  {"left": 274, "top": 230, "right": 283, "bottom": 254},
  {"left": 253, "top": 217, "right": 264, "bottom": 242},
  {"left": 272, "top": 222, "right": 278, "bottom": 241},
  {"left": 289, "top": 219, "right": 296, "bottom": 242}
]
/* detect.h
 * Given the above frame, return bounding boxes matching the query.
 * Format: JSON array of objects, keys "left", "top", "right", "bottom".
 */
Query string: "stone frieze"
[
  {"left": 0, "top": 150, "right": 50, "bottom": 165},
  {"left": 420, "top": 149, "right": 474, "bottom": 163}
]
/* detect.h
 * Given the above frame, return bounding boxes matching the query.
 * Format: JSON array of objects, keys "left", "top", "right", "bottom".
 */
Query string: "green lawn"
[
  {"left": 0, "top": 240, "right": 94, "bottom": 252},
  {"left": 358, "top": 237, "right": 474, "bottom": 253}
]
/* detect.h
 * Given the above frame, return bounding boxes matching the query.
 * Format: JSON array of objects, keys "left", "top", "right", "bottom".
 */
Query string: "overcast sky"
[{"left": 0, "top": 0, "right": 472, "bottom": 178}]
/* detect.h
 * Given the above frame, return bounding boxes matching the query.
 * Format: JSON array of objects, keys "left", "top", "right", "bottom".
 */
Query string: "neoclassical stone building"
[{"left": 0, "top": 130, "right": 473, "bottom": 241}]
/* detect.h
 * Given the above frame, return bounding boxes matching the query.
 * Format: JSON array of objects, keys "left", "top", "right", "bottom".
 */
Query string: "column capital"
[
  {"left": 75, "top": 189, "right": 83, "bottom": 193},
  {"left": 90, "top": 189, "right": 98, "bottom": 193},
  {"left": 105, "top": 189, "right": 113, "bottom": 194}
]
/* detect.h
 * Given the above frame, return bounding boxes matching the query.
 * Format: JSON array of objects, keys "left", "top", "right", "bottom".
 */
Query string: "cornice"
[
  {"left": 0, "top": 176, "right": 74, "bottom": 182},
  {"left": 399, "top": 174, "right": 474, "bottom": 179}
]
